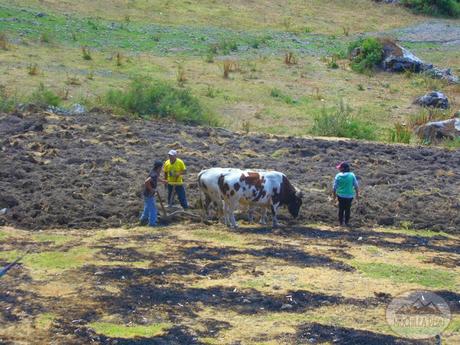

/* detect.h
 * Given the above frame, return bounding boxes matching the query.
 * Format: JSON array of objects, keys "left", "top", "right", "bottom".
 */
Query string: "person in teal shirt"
[{"left": 333, "top": 162, "right": 359, "bottom": 227}]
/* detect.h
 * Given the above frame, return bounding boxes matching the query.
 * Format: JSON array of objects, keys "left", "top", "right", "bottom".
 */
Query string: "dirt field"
[
  {"left": 0, "top": 109, "right": 459, "bottom": 232},
  {"left": 0, "top": 224, "right": 459, "bottom": 344},
  {"left": 1, "top": 109, "right": 459, "bottom": 344}
]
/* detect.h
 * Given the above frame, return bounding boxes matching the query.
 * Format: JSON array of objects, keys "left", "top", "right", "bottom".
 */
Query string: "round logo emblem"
[{"left": 386, "top": 290, "right": 451, "bottom": 339}]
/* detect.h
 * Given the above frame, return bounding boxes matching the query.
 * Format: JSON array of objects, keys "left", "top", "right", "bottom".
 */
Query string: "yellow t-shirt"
[{"left": 163, "top": 158, "right": 186, "bottom": 185}]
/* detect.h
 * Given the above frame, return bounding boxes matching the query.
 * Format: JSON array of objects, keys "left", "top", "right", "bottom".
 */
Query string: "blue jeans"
[
  {"left": 167, "top": 184, "right": 188, "bottom": 209},
  {"left": 140, "top": 195, "right": 157, "bottom": 226}
]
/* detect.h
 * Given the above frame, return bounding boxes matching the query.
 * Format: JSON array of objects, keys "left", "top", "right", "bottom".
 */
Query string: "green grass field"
[{"left": 1, "top": 1, "right": 459, "bottom": 141}]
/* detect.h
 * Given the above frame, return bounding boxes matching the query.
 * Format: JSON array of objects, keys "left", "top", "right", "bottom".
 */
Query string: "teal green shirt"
[{"left": 333, "top": 172, "right": 358, "bottom": 198}]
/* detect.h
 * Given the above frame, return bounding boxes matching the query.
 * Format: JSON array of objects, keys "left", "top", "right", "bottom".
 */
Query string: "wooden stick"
[{"left": 156, "top": 190, "right": 168, "bottom": 218}]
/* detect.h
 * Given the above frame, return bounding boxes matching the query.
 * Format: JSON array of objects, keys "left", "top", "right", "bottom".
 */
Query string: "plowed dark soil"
[{"left": 1, "top": 108, "right": 459, "bottom": 231}]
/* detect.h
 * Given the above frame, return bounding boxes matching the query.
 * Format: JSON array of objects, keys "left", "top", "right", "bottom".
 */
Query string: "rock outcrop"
[
  {"left": 414, "top": 91, "right": 449, "bottom": 109},
  {"left": 378, "top": 39, "right": 459, "bottom": 84},
  {"left": 416, "top": 118, "right": 460, "bottom": 142}
]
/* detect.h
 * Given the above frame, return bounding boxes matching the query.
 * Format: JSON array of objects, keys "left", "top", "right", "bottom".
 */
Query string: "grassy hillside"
[
  {"left": 1, "top": 0, "right": 422, "bottom": 33},
  {"left": 0, "top": 1, "right": 459, "bottom": 141}
]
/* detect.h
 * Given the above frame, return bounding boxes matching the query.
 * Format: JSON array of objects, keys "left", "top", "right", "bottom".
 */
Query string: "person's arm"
[
  {"left": 353, "top": 175, "right": 359, "bottom": 200},
  {"left": 332, "top": 175, "right": 338, "bottom": 199},
  {"left": 145, "top": 177, "right": 154, "bottom": 195}
]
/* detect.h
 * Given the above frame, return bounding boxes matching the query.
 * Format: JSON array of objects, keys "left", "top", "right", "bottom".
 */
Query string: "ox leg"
[
  {"left": 259, "top": 208, "right": 268, "bottom": 225},
  {"left": 271, "top": 204, "right": 280, "bottom": 228},
  {"left": 225, "top": 200, "right": 238, "bottom": 229},
  {"left": 248, "top": 207, "right": 255, "bottom": 223},
  {"left": 218, "top": 201, "right": 227, "bottom": 225}
]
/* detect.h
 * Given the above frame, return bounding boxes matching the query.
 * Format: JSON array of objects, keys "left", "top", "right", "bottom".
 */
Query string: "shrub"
[
  {"left": 270, "top": 88, "right": 296, "bottom": 104},
  {"left": 30, "top": 83, "right": 61, "bottom": 107},
  {"left": 310, "top": 101, "right": 377, "bottom": 140},
  {"left": 27, "top": 63, "right": 40, "bottom": 76},
  {"left": 40, "top": 32, "right": 52, "bottom": 43},
  {"left": 326, "top": 55, "right": 339, "bottom": 69},
  {"left": 388, "top": 123, "right": 412, "bottom": 144},
  {"left": 82, "top": 46, "right": 92, "bottom": 60},
  {"left": 0, "top": 32, "right": 8, "bottom": 50},
  {"left": 401, "top": 0, "right": 460, "bottom": 17},
  {"left": 348, "top": 37, "right": 383, "bottom": 73},
  {"left": 176, "top": 64, "right": 186, "bottom": 85},
  {"left": 443, "top": 137, "right": 460, "bottom": 149},
  {"left": 0, "top": 86, "right": 16, "bottom": 112},
  {"left": 284, "top": 52, "right": 297, "bottom": 65},
  {"left": 217, "top": 39, "right": 238, "bottom": 55},
  {"left": 105, "top": 79, "right": 217, "bottom": 125}
]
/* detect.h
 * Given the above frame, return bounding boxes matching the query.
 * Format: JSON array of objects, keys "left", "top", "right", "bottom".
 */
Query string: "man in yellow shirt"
[{"left": 163, "top": 150, "right": 189, "bottom": 209}]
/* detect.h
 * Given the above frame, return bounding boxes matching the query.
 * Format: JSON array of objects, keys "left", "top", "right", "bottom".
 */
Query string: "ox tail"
[{"left": 197, "top": 172, "right": 207, "bottom": 223}]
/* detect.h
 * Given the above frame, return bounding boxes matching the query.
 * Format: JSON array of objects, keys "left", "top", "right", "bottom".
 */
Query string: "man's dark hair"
[{"left": 153, "top": 160, "right": 163, "bottom": 169}]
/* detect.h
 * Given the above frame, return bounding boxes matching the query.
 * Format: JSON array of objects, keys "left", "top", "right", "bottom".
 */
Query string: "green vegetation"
[
  {"left": 0, "top": 86, "right": 16, "bottom": 112},
  {"left": 310, "top": 101, "right": 377, "bottom": 140},
  {"left": 348, "top": 37, "right": 383, "bottom": 73},
  {"left": 89, "top": 322, "right": 171, "bottom": 338},
  {"left": 35, "top": 313, "right": 56, "bottom": 330},
  {"left": 32, "top": 233, "right": 75, "bottom": 245},
  {"left": 402, "top": 0, "right": 460, "bottom": 17},
  {"left": 0, "top": 2, "right": 458, "bottom": 144},
  {"left": 24, "top": 247, "right": 95, "bottom": 271},
  {"left": 354, "top": 261, "right": 456, "bottom": 289},
  {"left": 105, "top": 79, "right": 217, "bottom": 125},
  {"left": 388, "top": 123, "right": 412, "bottom": 144},
  {"left": 443, "top": 136, "right": 460, "bottom": 149},
  {"left": 29, "top": 83, "right": 61, "bottom": 107},
  {"left": 270, "top": 88, "right": 296, "bottom": 104}
]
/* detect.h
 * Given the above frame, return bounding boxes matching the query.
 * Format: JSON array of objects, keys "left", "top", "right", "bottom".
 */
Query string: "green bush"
[
  {"left": 270, "top": 88, "right": 296, "bottom": 105},
  {"left": 388, "top": 123, "right": 412, "bottom": 144},
  {"left": 105, "top": 79, "right": 217, "bottom": 125},
  {"left": 0, "top": 86, "right": 16, "bottom": 112},
  {"left": 310, "top": 101, "right": 377, "bottom": 140},
  {"left": 30, "top": 83, "right": 61, "bottom": 107},
  {"left": 348, "top": 37, "right": 383, "bottom": 74},
  {"left": 443, "top": 137, "right": 460, "bottom": 149},
  {"left": 401, "top": 0, "right": 460, "bottom": 17}
]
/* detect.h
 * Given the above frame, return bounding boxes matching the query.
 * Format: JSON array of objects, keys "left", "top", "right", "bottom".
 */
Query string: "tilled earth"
[{"left": 0, "top": 108, "right": 459, "bottom": 231}]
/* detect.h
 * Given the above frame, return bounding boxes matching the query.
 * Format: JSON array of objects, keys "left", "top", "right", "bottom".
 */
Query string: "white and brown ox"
[
  {"left": 198, "top": 167, "right": 240, "bottom": 222},
  {"left": 216, "top": 169, "right": 303, "bottom": 228}
]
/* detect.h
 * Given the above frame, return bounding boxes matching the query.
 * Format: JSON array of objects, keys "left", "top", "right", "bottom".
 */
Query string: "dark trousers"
[
  {"left": 167, "top": 184, "right": 188, "bottom": 209},
  {"left": 338, "top": 196, "right": 353, "bottom": 225}
]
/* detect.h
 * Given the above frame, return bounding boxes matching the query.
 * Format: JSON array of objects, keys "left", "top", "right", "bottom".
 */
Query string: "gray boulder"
[
  {"left": 414, "top": 91, "right": 449, "bottom": 109},
  {"left": 378, "top": 39, "right": 459, "bottom": 83},
  {"left": 416, "top": 118, "right": 460, "bottom": 142},
  {"left": 380, "top": 39, "right": 426, "bottom": 73}
]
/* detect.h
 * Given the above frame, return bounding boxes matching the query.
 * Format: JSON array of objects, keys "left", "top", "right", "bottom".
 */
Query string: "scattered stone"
[
  {"left": 416, "top": 118, "right": 460, "bottom": 143},
  {"left": 377, "top": 217, "right": 395, "bottom": 226},
  {"left": 47, "top": 103, "right": 86, "bottom": 116},
  {"left": 414, "top": 91, "right": 449, "bottom": 109},
  {"left": 425, "top": 67, "right": 459, "bottom": 84},
  {"left": 35, "top": 12, "right": 47, "bottom": 18},
  {"left": 0, "top": 208, "right": 7, "bottom": 215}
]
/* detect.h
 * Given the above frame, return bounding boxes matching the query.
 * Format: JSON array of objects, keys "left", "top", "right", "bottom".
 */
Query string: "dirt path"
[
  {"left": 0, "top": 109, "right": 459, "bottom": 231},
  {"left": 389, "top": 20, "right": 460, "bottom": 46}
]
